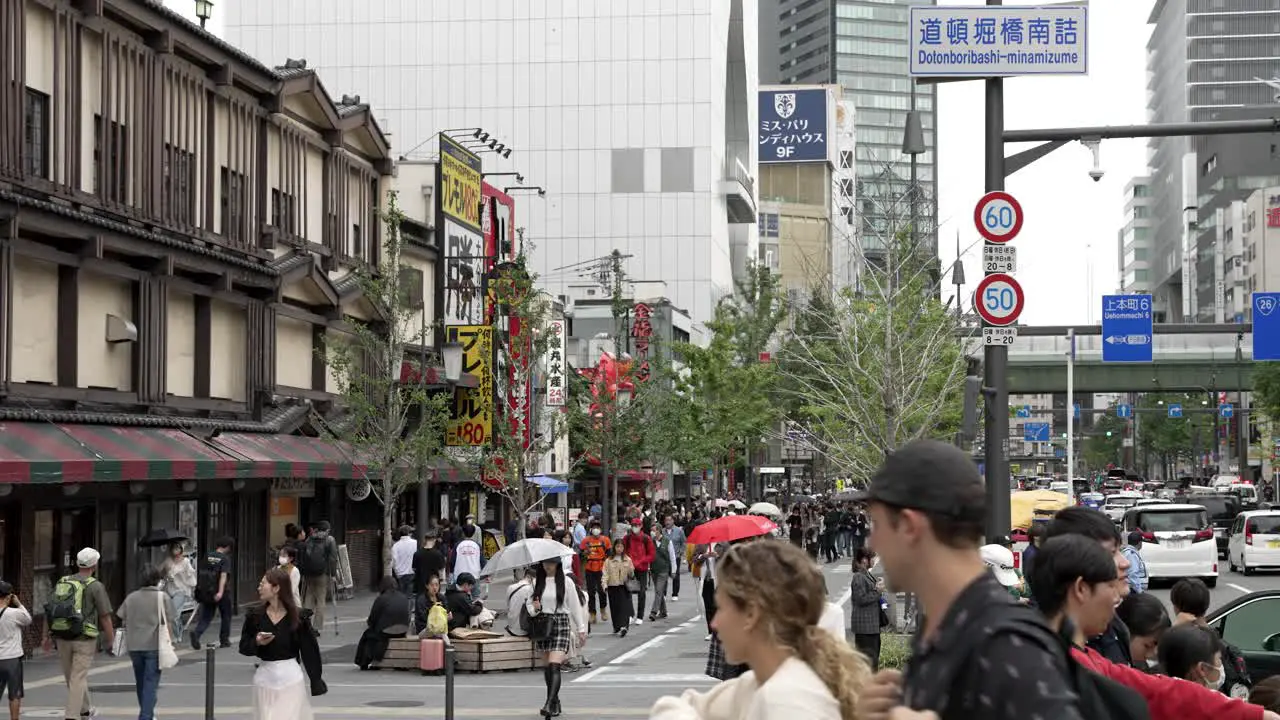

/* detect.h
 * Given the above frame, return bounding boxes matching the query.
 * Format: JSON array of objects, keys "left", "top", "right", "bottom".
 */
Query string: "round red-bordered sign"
[
  {"left": 974, "top": 273, "right": 1024, "bottom": 327},
  {"left": 973, "top": 191, "right": 1024, "bottom": 244}
]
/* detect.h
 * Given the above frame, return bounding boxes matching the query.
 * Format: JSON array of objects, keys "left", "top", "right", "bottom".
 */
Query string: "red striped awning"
[
  {"left": 210, "top": 433, "right": 369, "bottom": 480},
  {"left": 0, "top": 422, "right": 246, "bottom": 484}
]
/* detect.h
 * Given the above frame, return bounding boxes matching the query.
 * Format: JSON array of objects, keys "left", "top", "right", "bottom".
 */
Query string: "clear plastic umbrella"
[
  {"left": 478, "top": 538, "right": 575, "bottom": 578},
  {"left": 748, "top": 501, "right": 783, "bottom": 518}
]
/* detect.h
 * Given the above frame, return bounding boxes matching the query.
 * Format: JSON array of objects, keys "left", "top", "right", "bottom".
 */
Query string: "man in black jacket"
[{"left": 444, "top": 573, "right": 483, "bottom": 631}]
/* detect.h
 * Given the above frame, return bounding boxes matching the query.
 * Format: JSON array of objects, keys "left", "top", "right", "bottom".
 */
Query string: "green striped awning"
[{"left": 210, "top": 433, "right": 368, "bottom": 480}]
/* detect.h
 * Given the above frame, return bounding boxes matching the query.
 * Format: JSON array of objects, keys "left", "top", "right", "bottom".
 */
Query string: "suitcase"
[{"left": 419, "top": 638, "right": 446, "bottom": 674}]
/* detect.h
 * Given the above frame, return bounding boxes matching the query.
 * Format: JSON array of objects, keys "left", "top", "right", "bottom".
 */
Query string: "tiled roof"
[
  {"left": 0, "top": 189, "right": 277, "bottom": 275},
  {"left": 274, "top": 65, "right": 312, "bottom": 80},
  {"left": 135, "top": 0, "right": 280, "bottom": 80},
  {"left": 269, "top": 251, "right": 314, "bottom": 275},
  {"left": 0, "top": 402, "right": 310, "bottom": 434},
  {"left": 336, "top": 103, "right": 368, "bottom": 118},
  {"left": 333, "top": 271, "right": 362, "bottom": 296}
]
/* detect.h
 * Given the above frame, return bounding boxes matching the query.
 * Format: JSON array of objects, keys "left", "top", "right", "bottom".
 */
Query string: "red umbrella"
[{"left": 688, "top": 514, "right": 777, "bottom": 545}]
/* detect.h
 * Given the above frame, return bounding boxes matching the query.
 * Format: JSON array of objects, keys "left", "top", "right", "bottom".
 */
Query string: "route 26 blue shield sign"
[{"left": 759, "top": 88, "right": 829, "bottom": 164}]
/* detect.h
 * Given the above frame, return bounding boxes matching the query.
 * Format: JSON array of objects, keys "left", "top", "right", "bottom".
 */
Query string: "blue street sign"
[
  {"left": 1101, "top": 294, "right": 1153, "bottom": 362},
  {"left": 1220, "top": 403, "right": 1234, "bottom": 419},
  {"left": 1054, "top": 448, "right": 1066, "bottom": 458},
  {"left": 758, "top": 89, "right": 830, "bottom": 164},
  {"left": 1254, "top": 292, "right": 1280, "bottom": 361},
  {"left": 1074, "top": 403, "right": 1081, "bottom": 419},
  {"left": 1168, "top": 403, "right": 1183, "bottom": 418},
  {"left": 1016, "top": 405, "right": 1032, "bottom": 418},
  {"left": 1116, "top": 404, "right": 1132, "bottom": 419},
  {"left": 1024, "top": 422, "right": 1050, "bottom": 442}
]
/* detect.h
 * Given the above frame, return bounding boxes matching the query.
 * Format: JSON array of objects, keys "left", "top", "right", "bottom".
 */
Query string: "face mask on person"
[
  {"left": 630, "top": 526, "right": 639, "bottom": 534},
  {"left": 591, "top": 528, "right": 601, "bottom": 536},
  {"left": 1146, "top": 658, "right": 1159, "bottom": 670},
  {"left": 463, "top": 523, "right": 475, "bottom": 533},
  {"left": 1202, "top": 662, "right": 1225, "bottom": 691},
  {"left": 279, "top": 555, "right": 289, "bottom": 566}
]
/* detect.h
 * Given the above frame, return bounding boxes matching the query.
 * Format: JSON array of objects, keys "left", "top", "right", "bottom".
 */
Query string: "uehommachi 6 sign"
[
  {"left": 439, "top": 136, "right": 482, "bottom": 231},
  {"left": 758, "top": 87, "right": 830, "bottom": 164},
  {"left": 446, "top": 325, "right": 494, "bottom": 447}
]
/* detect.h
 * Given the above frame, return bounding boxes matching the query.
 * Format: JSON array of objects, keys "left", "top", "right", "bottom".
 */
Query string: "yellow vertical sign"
[
  {"left": 446, "top": 325, "right": 493, "bottom": 446},
  {"left": 439, "top": 136, "right": 482, "bottom": 231}
]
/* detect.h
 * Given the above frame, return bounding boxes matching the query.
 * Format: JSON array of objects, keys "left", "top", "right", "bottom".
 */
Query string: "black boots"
[{"left": 541, "top": 662, "right": 563, "bottom": 717}]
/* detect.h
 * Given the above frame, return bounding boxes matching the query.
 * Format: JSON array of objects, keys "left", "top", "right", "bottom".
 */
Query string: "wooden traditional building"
[{"left": 0, "top": 0, "right": 448, "bottom": 639}]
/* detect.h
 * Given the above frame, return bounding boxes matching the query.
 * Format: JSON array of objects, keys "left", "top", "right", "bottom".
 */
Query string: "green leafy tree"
[
  {"left": 1253, "top": 362, "right": 1280, "bottom": 422},
  {"left": 778, "top": 231, "right": 968, "bottom": 482},
  {"left": 1136, "top": 393, "right": 1216, "bottom": 477},
  {"left": 1082, "top": 407, "right": 1127, "bottom": 470},
  {"left": 322, "top": 192, "right": 452, "bottom": 572}
]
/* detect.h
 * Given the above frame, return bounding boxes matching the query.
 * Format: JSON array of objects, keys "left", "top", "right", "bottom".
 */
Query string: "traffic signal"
[{"left": 1105, "top": 431, "right": 1112, "bottom": 437}]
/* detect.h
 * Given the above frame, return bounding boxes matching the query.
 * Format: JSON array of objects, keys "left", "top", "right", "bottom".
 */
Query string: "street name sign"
[
  {"left": 909, "top": 5, "right": 1089, "bottom": 78},
  {"left": 974, "top": 191, "right": 1024, "bottom": 243},
  {"left": 983, "top": 245, "right": 1017, "bottom": 273},
  {"left": 975, "top": 273, "right": 1024, "bottom": 327},
  {"left": 1116, "top": 404, "right": 1132, "bottom": 419},
  {"left": 1220, "top": 403, "right": 1234, "bottom": 419},
  {"left": 1168, "top": 403, "right": 1183, "bottom": 419},
  {"left": 983, "top": 326, "right": 1018, "bottom": 346},
  {"left": 1024, "top": 422, "right": 1050, "bottom": 442},
  {"left": 1254, "top": 292, "right": 1280, "bottom": 361},
  {"left": 1101, "top": 294, "right": 1153, "bottom": 363},
  {"left": 1074, "top": 403, "right": 1080, "bottom": 420}
]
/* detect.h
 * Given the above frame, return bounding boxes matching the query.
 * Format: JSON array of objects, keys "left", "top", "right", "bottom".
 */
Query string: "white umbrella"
[
  {"left": 478, "top": 538, "right": 575, "bottom": 578},
  {"left": 728, "top": 499, "right": 747, "bottom": 509},
  {"left": 749, "top": 501, "right": 783, "bottom": 518}
]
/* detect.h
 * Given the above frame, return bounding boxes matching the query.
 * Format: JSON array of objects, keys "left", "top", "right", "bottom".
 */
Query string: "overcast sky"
[
  {"left": 935, "top": 1, "right": 1151, "bottom": 326},
  {"left": 175, "top": 1, "right": 1147, "bottom": 327}
]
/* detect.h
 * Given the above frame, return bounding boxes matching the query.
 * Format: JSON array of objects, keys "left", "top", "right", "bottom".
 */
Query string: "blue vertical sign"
[
  {"left": 759, "top": 88, "right": 829, "bottom": 164},
  {"left": 1254, "top": 293, "right": 1280, "bottom": 361},
  {"left": 1116, "top": 404, "right": 1132, "bottom": 419},
  {"left": 1220, "top": 403, "right": 1234, "bottom": 419},
  {"left": 1101, "top": 295, "right": 1153, "bottom": 363},
  {"left": 1168, "top": 403, "right": 1183, "bottom": 418}
]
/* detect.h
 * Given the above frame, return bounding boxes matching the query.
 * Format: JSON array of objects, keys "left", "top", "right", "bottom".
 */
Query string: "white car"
[
  {"left": 1123, "top": 503, "right": 1218, "bottom": 588},
  {"left": 1103, "top": 492, "right": 1145, "bottom": 523},
  {"left": 1133, "top": 498, "right": 1171, "bottom": 508},
  {"left": 1228, "top": 510, "right": 1280, "bottom": 575}
]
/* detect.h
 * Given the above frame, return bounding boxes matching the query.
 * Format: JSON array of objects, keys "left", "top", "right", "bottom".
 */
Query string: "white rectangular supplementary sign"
[
  {"left": 983, "top": 245, "right": 1016, "bottom": 274},
  {"left": 909, "top": 5, "right": 1088, "bottom": 78},
  {"left": 984, "top": 326, "right": 1018, "bottom": 346}
]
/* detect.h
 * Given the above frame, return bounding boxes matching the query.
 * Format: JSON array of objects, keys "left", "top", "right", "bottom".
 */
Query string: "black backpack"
[
  {"left": 297, "top": 536, "right": 328, "bottom": 577},
  {"left": 941, "top": 609, "right": 1149, "bottom": 720},
  {"left": 194, "top": 552, "right": 222, "bottom": 604}
]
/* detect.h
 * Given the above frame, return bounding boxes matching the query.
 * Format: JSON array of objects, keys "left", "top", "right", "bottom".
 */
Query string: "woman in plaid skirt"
[{"left": 526, "top": 557, "right": 587, "bottom": 718}]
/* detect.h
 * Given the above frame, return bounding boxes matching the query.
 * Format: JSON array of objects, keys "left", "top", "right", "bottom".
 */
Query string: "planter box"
[{"left": 454, "top": 635, "right": 540, "bottom": 673}]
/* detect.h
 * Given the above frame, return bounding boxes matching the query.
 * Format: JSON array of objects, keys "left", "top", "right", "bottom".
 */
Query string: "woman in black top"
[{"left": 239, "top": 567, "right": 326, "bottom": 719}]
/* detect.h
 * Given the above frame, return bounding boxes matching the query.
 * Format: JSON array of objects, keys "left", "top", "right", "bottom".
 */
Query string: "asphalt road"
[{"left": 1145, "top": 564, "right": 1280, "bottom": 613}]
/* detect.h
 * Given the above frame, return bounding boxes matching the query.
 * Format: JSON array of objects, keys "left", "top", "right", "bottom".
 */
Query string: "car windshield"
[
  {"left": 1136, "top": 509, "right": 1206, "bottom": 532},
  {"left": 1248, "top": 516, "right": 1280, "bottom": 534},
  {"left": 1109, "top": 497, "right": 1140, "bottom": 508}
]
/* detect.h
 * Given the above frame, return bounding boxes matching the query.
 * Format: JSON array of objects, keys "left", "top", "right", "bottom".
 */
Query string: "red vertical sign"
[{"left": 481, "top": 183, "right": 530, "bottom": 450}]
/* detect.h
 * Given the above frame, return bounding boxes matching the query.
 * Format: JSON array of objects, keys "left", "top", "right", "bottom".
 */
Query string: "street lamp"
[
  {"left": 193, "top": 0, "right": 213, "bottom": 27},
  {"left": 504, "top": 186, "right": 546, "bottom": 198},
  {"left": 902, "top": 80, "right": 927, "bottom": 263},
  {"left": 441, "top": 342, "right": 464, "bottom": 383}
]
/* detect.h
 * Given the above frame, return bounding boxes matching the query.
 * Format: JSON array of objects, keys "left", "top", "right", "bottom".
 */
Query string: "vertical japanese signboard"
[
  {"left": 545, "top": 320, "right": 566, "bottom": 407},
  {"left": 631, "top": 303, "right": 653, "bottom": 382},
  {"left": 758, "top": 87, "right": 830, "bottom": 164},
  {"left": 440, "top": 137, "right": 485, "bottom": 326},
  {"left": 445, "top": 325, "right": 493, "bottom": 447}
]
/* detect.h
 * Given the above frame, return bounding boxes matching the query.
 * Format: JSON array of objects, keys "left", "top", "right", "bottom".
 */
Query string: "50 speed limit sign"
[
  {"left": 974, "top": 273, "right": 1024, "bottom": 327},
  {"left": 974, "top": 191, "right": 1024, "bottom": 244}
]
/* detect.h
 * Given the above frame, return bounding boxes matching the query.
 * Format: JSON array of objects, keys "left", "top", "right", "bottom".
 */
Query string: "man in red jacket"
[
  {"left": 622, "top": 518, "right": 655, "bottom": 625},
  {"left": 1035, "top": 511, "right": 1278, "bottom": 720}
]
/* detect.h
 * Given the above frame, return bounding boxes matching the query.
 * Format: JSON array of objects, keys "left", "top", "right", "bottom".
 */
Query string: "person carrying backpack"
[
  {"left": 190, "top": 537, "right": 235, "bottom": 650},
  {"left": 297, "top": 522, "right": 337, "bottom": 636},
  {"left": 47, "top": 548, "right": 115, "bottom": 720}
]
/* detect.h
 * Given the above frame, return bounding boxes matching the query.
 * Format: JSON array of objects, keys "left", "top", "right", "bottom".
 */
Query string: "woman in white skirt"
[
  {"left": 527, "top": 557, "right": 587, "bottom": 718},
  {"left": 238, "top": 567, "right": 327, "bottom": 719}
]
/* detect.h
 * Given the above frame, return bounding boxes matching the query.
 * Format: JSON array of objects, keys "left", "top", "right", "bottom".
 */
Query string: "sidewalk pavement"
[{"left": 20, "top": 572, "right": 517, "bottom": 688}]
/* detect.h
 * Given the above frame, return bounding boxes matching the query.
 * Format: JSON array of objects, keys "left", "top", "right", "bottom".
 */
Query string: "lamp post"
[
  {"left": 442, "top": 342, "right": 464, "bottom": 384},
  {"left": 193, "top": 0, "right": 213, "bottom": 28},
  {"left": 902, "top": 80, "right": 926, "bottom": 261},
  {"left": 504, "top": 186, "right": 547, "bottom": 198}
]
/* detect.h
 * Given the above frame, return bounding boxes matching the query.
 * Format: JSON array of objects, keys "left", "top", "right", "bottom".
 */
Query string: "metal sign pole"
[{"left": 204, "top": 644, "right": 216, "bottom": 720}]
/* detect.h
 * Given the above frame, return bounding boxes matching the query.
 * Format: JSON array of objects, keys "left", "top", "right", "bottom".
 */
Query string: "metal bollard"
[
  {"left": 444, "top": 645, "right": 457, "bottom": 720},
  {"left": 204, "top": 644, "right": 217, "bottom": 720}
]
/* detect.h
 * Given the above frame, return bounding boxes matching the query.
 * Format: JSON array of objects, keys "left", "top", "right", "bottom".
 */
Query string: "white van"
[
  {"left": 1123, "top": 503, "right": 1218, "bottom": 587},
  {"left": 1228, "top": 510, "right": 1280, "bottom": 575}
]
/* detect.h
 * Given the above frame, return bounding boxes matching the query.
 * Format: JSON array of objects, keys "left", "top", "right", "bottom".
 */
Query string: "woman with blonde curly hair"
[{"left": 649, "top": 540, "right": 871, "bottom": 720}]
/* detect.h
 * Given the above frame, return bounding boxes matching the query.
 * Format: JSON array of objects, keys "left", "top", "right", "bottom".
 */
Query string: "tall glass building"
[{"left": 759, "top": 0, "right": 937, "bottom": 261}]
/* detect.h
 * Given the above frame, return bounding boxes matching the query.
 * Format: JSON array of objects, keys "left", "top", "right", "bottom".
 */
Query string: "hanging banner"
[
  {"left": 446, "top": 325, "right": 494, "bottom": 447},
  {"left": 632, "top": 302, "right": 653, "bottom": 382},
  {"left": 545, "top": 320, "right": 567, "bottom": 407}
]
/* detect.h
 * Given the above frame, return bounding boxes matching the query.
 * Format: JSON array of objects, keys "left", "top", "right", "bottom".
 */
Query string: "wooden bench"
[
  {"left": 368, "top": 638, "right": 424, "bottom": 672},
  {"left": 454, "top": 635, "right": 544, "bottom": 673}
]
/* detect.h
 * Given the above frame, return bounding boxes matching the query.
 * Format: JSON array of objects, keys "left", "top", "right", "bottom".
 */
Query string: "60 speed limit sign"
[
  {"left": 974, "top": 273, "right": 1024, "bottom": 327},
  {"left": 974, "top": 191, "right": 1024, "bottom": 244}
]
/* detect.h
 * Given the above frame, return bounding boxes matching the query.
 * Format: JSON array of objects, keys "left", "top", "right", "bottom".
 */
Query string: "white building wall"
[{"left": 223, "top": 0, "right": 758, "bottom": 324}]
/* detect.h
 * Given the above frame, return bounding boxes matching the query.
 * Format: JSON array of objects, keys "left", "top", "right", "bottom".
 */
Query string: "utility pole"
[{"left": 982, "top": 0, "right": 1011, "bottom": 539}]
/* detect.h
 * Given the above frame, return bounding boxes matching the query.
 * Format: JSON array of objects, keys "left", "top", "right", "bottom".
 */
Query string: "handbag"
[
  {"left": 625, "top": 575, "right": 640, "bottom": 593},
  {"left": 528, "top": 612, "right": 554, "bottom": 641},
  {"left": 156, "top": 593, "right": 179, "bottom": 669}
]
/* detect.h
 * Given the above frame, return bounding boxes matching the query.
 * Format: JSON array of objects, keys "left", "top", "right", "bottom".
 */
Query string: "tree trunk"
[{"left": 382, "top": 477, "right": 397, "bottom": 577}]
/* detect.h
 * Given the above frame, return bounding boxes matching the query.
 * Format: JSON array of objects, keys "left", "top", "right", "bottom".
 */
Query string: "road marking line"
[
  {"left": 834, "top": 588, "right": 851, "bottom": 607},
  {"left": 1228, "top": 582, "right": 1252, "bottom": 594},
  {"left": 573, "top": 628, "right": 677, "bottom": 682},
  {"left": 18, "top": 706, "right": 656, "bottom": 717}
]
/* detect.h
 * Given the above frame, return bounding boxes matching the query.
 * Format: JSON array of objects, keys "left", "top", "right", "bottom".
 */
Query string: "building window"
[
  {"left": 351, "top": 224, "right": 363, "bottom": 260},
  {"left": 1133, "top": 184, "right": 1149, "bottom": 198},
  {"left": 220, "top": 166, "right": 248, "bottom": 242},
  {"left": 271, "top": 188, "right": 298, "bottom": 236},
  {"left": 840, "top": 178, "right": 854, "bottom": 198},
  {"left": 841, "top": 205, "right": 854, "bottom": 225},
  {"left": 24, "top": 88, "right": 50, "bottom": 179},
  {"left": 94, "top": 114, "right": 128, "bottom": 203},
  {"left": 162, "top": 144, "right": 196, "bottom": 225},
  {"left": 840, "top": 150, "right": 853, "bottom": 169}
]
